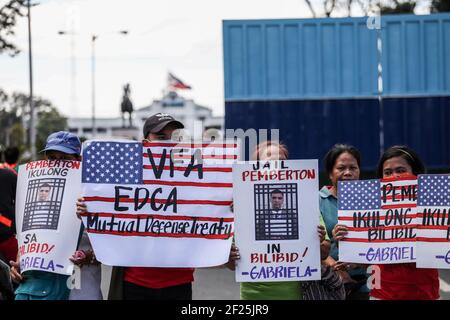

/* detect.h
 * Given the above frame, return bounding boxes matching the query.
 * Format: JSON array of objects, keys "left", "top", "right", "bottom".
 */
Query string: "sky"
[{"left": 0, "top": 0, "right": 430, "bottom": 119}]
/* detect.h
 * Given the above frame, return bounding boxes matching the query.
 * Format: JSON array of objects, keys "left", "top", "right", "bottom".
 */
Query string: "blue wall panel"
[
  {"left": 225, "top": 99, "right": 380, "bottom": 169},
  {"left": 381, "top": 13, "right": 450, "bottom": 96},
  {"left": 224, "top": 13, "right": 450, "bottom": 100},
  {"left": 225, "top": 97, "right": 450, "bottom": 169},
  {"left": 382, "top": 97, "right": 450, "bottom": 168},
  {"left": 224, "top": 14, "right": 450, "bottom": 169},
  {"left": 223, "top": 17, "right": 379, "bottom": 100}
]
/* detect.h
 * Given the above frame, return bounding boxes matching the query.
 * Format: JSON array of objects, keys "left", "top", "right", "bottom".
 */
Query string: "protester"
[
  {"left": 320, "top": 144, "right": 369, "bottom": 299},
  {"left": 77, "top": 113, "right": 194, "bottom": 300},
  {"left": 9, "top": 131, "right": 82, "bottom": 300},
  {"left": 3, "top": 147, "right": 20, "bottom": 173},
  {"left": 0, "top": 166, "right": 17, "bottom": 270},
  {"left": 227, "top": 141, "right": 331, "bottom": 300},
  {"left": 333, "top": 145, "right": 440, "bottom": 300}
]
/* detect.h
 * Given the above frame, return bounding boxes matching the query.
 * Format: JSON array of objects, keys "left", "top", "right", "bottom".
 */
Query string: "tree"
[
  {"left": 431, "top": 0, "right": 450, "bottom": 12},
  {"left": 0, "top": 0, "right": 26, "bottom": 56},
  {"left": 379, "top": 0, "right": 417, "bottom": 14},
  {"left": 0, "top": 88, "right": 67, "bottom": 156},
  {"left": 35, "top": 104, "right": 67, "bottom": 152},
  {"left": 302, "top": 0, "right": 433, "bottom": 17}
]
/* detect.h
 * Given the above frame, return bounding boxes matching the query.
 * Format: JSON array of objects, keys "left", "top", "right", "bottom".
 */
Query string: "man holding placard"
[{"left": 77, "top": 113, "right": 202, "bottom": 300}]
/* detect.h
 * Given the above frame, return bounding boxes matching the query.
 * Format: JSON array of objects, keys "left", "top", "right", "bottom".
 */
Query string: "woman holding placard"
[
  {"left": 334, "top": 145, "right": 440, "bottom": 300},
  {"left": 321, "top": 144, "right": 369, "bottom": 300},
  {"left": 227, "top": 141, "right": 331, "bottom": 300}
]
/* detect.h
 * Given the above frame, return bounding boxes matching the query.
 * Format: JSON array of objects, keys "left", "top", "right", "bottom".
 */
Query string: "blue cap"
[{"left": 40, "top": 131, "right": 81, "bottom": 155}]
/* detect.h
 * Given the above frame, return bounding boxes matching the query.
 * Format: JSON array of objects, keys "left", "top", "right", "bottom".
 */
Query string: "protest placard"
[
  {"left": 338, "top": 175, "right": 417, "bottom": 264},
  {"left": 81, "top": 140, "right": 237, "bottom": 267},
  {"left": 233, "top": 160, "right": 321, "bottom": 282},
  {"left": 15, "top": 160, "right": 82, "bottom": 275},
  {"left": 416, "top": 174, "right": 450, "bottom": 268}
]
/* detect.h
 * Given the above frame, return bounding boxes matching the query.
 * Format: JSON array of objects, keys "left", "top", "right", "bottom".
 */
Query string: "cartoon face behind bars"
[
  {"left": 37, "top": 183, "right": 51, "bottom": 202},
  {"left": 270, "top": 189, "right": 284, "bottom": 218},
  {"left": 271, "top": 190, "right": 283, "bottom": 209}
]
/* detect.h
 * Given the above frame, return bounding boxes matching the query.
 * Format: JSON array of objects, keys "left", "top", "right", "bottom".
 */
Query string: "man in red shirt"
[{"left": 120, "top": 113, "right": 194, "bottom": 300}]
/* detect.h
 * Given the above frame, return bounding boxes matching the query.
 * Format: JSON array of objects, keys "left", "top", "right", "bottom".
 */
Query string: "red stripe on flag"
[
  {"left": 380, "top": 175, "right": 417, "bottom": 183},
  {"left": 338, "top": 214, "right": 417, "bottom": 221},
  {"left": 346, "top": 225, "right": 417, "bottom": 232},
  {"left": 416, "top": 237, "right": 450, "bottom": 242},
  {"left": 142, "top": 165, "right": 232, "bottom": 173},
  {"left": 0, "top": 214, "right": 12, "bottom": 228},
  {"left": 417, "top": 213, "right": 450, "bottom": 218},
  {"left": 417, "top": 225, "right": 450, "bottom": 230},
  {"left": 381, "top": 204, "right": 416, "bottom": 209},
  {"left": 80, "top": 212, "right": 234, "bottom": 223},
  {"left": 340, "top": 238, "right": 416, "bottom": 243},
  {"left": 143, "top": 180, "right": 232, "bottom": 188},
  {"left": 142, "top": 142, "right": 237, "bottom": 148},
  {"left": 83, "top": 196, "right": 232, "bottom": 206},
  {"left": 380, "top": 185, "right": 417, "bottom": 191},
  {"left": 383, "top": 195, "right": 416, "bottom": 200},
  {"left": 143, "top": 153, "right": 237, "bottom": 160},
  {"left": 86, "top": 229, "right": 233, "bottom": 240}
]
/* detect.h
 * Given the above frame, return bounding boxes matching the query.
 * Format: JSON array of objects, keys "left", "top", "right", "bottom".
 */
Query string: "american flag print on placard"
[
  {"left": 416, "top": 174, "right": 450, "bottom": 269},
  {"left": 337, "top": 175, "right": 418, "bottom": 264},
  {"left": 81, "top": 140, "right": 238, "bottom": 268}
]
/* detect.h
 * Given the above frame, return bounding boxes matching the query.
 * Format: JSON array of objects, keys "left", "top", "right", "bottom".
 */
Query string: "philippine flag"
[{"left": 168, "top": 72, "right": 192, "bottom": 90}]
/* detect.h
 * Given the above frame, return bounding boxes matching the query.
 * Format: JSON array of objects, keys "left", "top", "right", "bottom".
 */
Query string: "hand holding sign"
[
  {"left": 332, "top": 224, "right": 349, "bottom": 241},
  {"left": 9, "top": 259, "right": 22, "bottom": 283},
  {"left": 338, "top": 174, "right": 418, "bottom": 264}
]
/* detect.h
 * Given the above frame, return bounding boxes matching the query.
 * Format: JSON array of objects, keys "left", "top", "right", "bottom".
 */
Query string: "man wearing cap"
[
  {"left": 142, "top": 112, "right": 184, "bottom": 141},
  {"left": 78, "top": 113, "right": 193, "bottom": 300},
  {"left": 125, "top": 113, "right": 194, "bottom": 300},
  {"left": 10, "top": 131, "right": 82, "bottom": 300}
]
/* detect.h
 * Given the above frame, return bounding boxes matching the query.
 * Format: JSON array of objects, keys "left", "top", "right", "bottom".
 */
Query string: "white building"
[{"left": 68, "top": 91, "right": 223, "bottom": 140}]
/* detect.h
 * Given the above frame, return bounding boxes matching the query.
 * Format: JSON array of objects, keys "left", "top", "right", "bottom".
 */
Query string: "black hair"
[
  {"left": 376, "top": 145, "right": 425, "bottom": 178},
  {"left": 39, "top": 183, "right": 51, "bottom": 189},
  {"left": 4, "top": 147, "right": 19, "bottom": 164},
  {"left": 270, "top": 189, "right": 283, "bottom": 196},
  {"left": 323, "top": 144, "right": 361, "bottom": 177}
]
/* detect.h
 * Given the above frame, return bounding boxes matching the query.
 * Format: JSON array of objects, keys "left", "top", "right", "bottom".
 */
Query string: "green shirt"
[
  {"left": 240, "top": 215, "right": 329, "bottom": 300},
  {"left": 241, "top": 281, "right": 301, "bottom": 300}
]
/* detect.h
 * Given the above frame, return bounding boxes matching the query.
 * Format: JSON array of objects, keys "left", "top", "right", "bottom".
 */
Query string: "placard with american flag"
[
  {"left": 338, "top": 175, "right": 418, "bottom": 264},
  {"left": 416, "top": 174, "right": 450, "bottom": 268},
  {"left": 81, "top": 140, "right": 237, "bottom": 267}
]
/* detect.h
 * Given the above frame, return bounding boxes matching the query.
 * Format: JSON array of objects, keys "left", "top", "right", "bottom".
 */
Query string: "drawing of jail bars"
[
  {"left": 22, "top": 201, "right": 62, "bottom": 231},
  {"left": 256, "top": 212, "right": 298, "bottom": 240}
]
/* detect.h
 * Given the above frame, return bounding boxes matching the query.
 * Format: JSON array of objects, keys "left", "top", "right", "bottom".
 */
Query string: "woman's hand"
[
  {"left": 333, "top": 261, "right": 356, "bottom": 272},
  {"left": 76, "top": 197, "right": 87, "bottom": 220},
  {"left": 332, "top": 224, "right": 349, "bottom": 241},
  {"left": 317, "top": 225, "right": 327, "bottom": 243}
]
